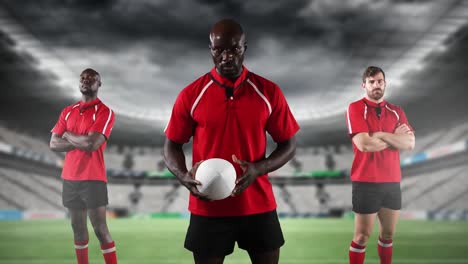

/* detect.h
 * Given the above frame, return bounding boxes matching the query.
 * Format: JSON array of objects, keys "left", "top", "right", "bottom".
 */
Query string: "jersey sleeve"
[
  {"left": 266, "top": 85, "right": 300, "bottom": 143},
  {"left": 51, "top": 108, "right": 68, "bottom": 135},
  {"left": 164, "top": 89, "right": 195, "bottom": 144},
  {"left": 346, "top": 102, "right": 369, "bottom": 138},
  {"left": 89, "top": 107, "right": 115, "bottom": 139}
]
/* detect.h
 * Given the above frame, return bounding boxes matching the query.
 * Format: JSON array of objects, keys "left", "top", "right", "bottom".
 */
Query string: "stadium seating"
[
  {"left": 0, "top": 118, "right": 467, "bottom": 216},
  {"left": 0, "top": 167, "right": 63, "bottom": 210},
  {"left": 0, "top": 125, "right": 62, "bottom": 162},
  {"left": 403, "top": 165, "right": 468, "bottom": 211},
  {"left": 1, "top": 163, "right": 467, "bottom": 215}
]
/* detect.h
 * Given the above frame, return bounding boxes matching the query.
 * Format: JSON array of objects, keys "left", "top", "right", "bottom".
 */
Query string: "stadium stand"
[
  {"left": 0, "top": 125, "right": 62, "bottom": 162},
  {"left": 404, "top": 166, "right": 468, "bottom": 211},
  {"left": 0, "top": 121, "right": 467, "bottom": 217},
  {"left": 0, "top": 167, "right": 62, "bottom": 210}
]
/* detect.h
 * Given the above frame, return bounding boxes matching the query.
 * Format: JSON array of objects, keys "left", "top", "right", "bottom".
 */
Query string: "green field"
[{"left": 0, "top": 218, "right": 467, "bottom": 263}]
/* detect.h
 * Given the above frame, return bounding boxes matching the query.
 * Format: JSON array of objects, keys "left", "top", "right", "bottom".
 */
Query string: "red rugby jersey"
[
  {"left": 165, "top": 67, "right": 300, "bottom": 216},
  {"left": 51, "top": 98, "right": 115, "bottom": 182},
  {"left": 346, "top": 97, "right": 413, "bottom": 183}
]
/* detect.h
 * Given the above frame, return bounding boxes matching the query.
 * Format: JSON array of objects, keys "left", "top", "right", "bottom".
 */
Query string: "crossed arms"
[
  {"left": 352, "top": 123, "right": 415, "bottom": 152},
  {"left": 49, "top": 131, "right": 106, "bottom": 152}
]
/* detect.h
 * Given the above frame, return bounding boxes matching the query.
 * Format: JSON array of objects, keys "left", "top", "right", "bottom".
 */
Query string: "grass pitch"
[{"left": 0, "top": 218, "right": 467, "bottom": 263}]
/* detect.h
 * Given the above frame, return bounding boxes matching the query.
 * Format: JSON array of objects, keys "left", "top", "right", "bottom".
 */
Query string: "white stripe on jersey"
[
  {"left": 247, "top": 79, "right": 272, "bottom": 116},
  {"left": 347, "top": 105, "right": 353, "bottom": 134},
  {"left": 385, "top": 105, "right": 400, "bottom": 122},
  {"left": 93, "top": 105, "right": 98, "bottom": 121},
  {"left": 101, "top": 109, "right": 113, "bottom": 135},
  {"left": 190, "top": 80, "right": 213, "bottom": 117}
]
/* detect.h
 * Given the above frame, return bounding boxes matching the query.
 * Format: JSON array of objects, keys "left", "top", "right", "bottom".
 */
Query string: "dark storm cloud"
[
  {"left": 1, "top": 0, "right": 449, "bottom": 122},
  {"left": 1, "top": 0, "right": 409, "bottom": 82},
  {"left": 2, "top": 0, "right": 403, "bottom": 52},
  {"left": 2, "top": 0, "right": 213, "bottom": 49}
]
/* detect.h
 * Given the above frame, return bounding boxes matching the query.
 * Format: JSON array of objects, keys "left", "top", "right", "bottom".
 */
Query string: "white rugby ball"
[{"left": 195, "top": 158, "right": 237, "bottom": 200}]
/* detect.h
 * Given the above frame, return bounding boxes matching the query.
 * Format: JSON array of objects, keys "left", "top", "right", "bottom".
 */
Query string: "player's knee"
[
  {"left": 380, "top": 230, "right": 395, "bottom": 240},
  {"left": 354, "top": 232, "right": 371, "bottom": 245},
  {"left": 93, "top": 224, "right": 109, "bottom": 241},
  {"left": 71, "top": 221, "right": 86, "bottom": 234}
]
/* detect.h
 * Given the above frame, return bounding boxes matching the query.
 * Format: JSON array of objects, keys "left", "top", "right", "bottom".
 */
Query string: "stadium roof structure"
[{"left": 1, "top": 0, "right": 468, "bottom": 147}]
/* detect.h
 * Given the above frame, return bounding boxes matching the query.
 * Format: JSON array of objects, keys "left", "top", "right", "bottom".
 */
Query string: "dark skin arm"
[
  {"left": 62, "top": 131, "right": 107, "bottom": 152},
  {"left": 232, "top": 136, "right": 297, "bottom": 196},
  {"left": 49, "top": 133, "right": 76, "bottom": 152},
  {"left": 163, "top": 138, "right": 210, "bottom": 200}
]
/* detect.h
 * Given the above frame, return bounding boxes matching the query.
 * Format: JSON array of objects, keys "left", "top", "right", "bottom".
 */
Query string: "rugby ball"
[{"left": 195, "top": 158, "right": 237, "bottom": 200}]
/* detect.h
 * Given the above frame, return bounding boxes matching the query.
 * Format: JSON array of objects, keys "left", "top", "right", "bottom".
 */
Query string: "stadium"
[{"left": 1, "top": 1, "right": 468, "bottom": 263}]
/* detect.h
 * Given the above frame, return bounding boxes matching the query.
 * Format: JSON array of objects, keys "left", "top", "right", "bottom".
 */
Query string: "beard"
[{"left": 368, "top": 89, "right": 384, "bottom": 100}]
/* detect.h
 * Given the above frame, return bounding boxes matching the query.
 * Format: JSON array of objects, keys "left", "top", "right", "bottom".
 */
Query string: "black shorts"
[
  {"left": 62, "top": 180, "right": 108, "bottom": 209},
  {"left": 352, "top": 182, "right": 401, "bottom": 214},
  {"left": 184, "top": 210, "right": 285, "bottom": 257}
]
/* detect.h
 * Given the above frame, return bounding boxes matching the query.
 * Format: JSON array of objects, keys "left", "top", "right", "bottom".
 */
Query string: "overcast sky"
[{"left": 1, "top": 0, "right": 464, "bottom": 123}]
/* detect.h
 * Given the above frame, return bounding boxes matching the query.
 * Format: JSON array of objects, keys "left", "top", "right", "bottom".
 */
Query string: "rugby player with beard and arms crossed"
[{"left": 346, "top": 66, "right": 415, "bottom": 264}]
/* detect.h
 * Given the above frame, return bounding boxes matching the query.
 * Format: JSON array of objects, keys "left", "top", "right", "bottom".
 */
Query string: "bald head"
[
  {"left": 209, "top": 19, "right": 247, "bottom": 81},
  {"left": 209, "top": 19, "right": 244, "bottom": 43},
  {"left": 81, "top": 68, "right": 101, "bottom": 82}
]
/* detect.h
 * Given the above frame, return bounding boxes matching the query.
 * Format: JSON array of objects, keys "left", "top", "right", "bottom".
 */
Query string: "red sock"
[
  {"left": 378, "top": 237, "right": 393, "bottom": 264},
  {"left": 74, "top": 240, "right": 88, "bottom": 264},
  {"left": 101, "top": 241, "right": 118, "bottom": 264},
  {"left": 349, "top": 241, "right": 366, "bottom": 264}
]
